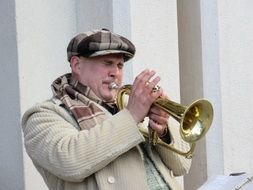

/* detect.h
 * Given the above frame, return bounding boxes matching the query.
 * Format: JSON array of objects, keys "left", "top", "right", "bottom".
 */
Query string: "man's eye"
[
  {"left": 118, "top": 64, "right": 124, "bottom": 69},
  {"left": 103, "top": 61, "right": 112, "bottom": 65}
]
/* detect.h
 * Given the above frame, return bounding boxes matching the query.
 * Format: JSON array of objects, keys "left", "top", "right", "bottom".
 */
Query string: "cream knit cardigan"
[{"left": 22, "top": 99, "right": 192, "bottom": 190}]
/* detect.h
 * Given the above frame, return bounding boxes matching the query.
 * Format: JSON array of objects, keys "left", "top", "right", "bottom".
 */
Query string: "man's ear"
[{"left": 70, "top": 56, "right": 80, "bottom": 75}]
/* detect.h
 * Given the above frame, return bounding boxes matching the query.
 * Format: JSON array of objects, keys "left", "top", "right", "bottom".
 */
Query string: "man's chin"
[{"left": 102, "top": 93, "right": 116, "bottom": 103}]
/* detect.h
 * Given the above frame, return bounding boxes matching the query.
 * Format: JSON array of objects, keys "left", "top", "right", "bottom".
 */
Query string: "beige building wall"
[
  {"left": 0, "top": 0, "right": 253, "bottom": 189},
  {"left": 178, "top": 0, "right": 253, "bottom": 189},
  {"left": 218, "top": 0, "right": 253, "bottom": 174}
]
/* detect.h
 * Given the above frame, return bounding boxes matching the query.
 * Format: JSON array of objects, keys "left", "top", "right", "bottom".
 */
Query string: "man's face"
[{"left": 75, "top": 54, "right": 124, "bottom": 102}]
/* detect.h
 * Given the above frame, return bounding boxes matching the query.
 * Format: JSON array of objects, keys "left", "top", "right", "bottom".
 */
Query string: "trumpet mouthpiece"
[{"left": 109, "top": 82, "right": 119, "bottom": 90}]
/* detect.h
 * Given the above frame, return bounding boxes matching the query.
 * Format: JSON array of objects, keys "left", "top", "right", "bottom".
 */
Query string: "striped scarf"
[{"left": 51, "top": 73, "right": 108, "bottom": 130}]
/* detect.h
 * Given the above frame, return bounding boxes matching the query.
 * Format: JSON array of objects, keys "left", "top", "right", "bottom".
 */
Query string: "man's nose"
[{"left": 109, "top": 65, "right": 120, "bottom": 77}]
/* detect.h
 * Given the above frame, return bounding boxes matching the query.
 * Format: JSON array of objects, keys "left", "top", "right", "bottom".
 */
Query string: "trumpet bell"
[{"left": 180, "top": 99, "right": 213, "bottom": 143}]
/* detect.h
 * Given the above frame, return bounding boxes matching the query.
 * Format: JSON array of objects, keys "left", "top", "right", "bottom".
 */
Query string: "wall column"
[{"left": 0, "top": 0, "right": 24, "bottom": 189}]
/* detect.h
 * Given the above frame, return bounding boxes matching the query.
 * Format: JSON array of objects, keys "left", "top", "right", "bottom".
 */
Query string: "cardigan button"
[{"left": 107, "top": 176, "right": 115, "bottom": 184}]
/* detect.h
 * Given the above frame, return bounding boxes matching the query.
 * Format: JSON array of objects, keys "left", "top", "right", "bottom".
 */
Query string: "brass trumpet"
[{"left": 110, "top": 84, "right": 214, "bottom": 158}]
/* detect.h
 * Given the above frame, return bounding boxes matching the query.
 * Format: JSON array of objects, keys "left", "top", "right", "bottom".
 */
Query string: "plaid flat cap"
[{"left": 67, "top": 29, "right": 135, "bottom": 62}]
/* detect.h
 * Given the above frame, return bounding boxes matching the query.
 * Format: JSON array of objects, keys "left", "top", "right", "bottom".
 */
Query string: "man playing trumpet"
[{"left": 22, "top": 28, "right": 192, "bottom": 190}]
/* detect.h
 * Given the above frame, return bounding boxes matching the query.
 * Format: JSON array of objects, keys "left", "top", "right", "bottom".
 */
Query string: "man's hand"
[
  {"left": 148, "top": 105, "right": 169, "bottom": 137},
  {"left": 126, "top": 69, "right": 163, "bottom": 123}
]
